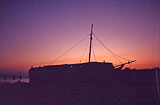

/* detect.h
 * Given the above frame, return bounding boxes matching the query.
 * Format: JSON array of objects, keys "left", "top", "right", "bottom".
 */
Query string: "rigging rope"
[
  {"left": 50, "top": 35, "right": 89, "bottom": 64},
  {"left": 79, "top": 37, "right": 89, "bottom": 63},
  {"left": 93, "top": 33, "right": 123, "bottom": 63},
  {"left": 92, "top": 42, "right": 96, "bottom": 61},
  {"left": 93, "top": 33, "right": 134, "bottom": 64}
]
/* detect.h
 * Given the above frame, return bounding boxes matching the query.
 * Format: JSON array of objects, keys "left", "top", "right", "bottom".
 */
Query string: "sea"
[{"left": 0, "top": 78, "right": 29, "bottom": 83}]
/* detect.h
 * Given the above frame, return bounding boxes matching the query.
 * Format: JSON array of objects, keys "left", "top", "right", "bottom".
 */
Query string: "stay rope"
[
  {"left": 92, "top": 42, "right": 96, "bottom": 61},
  {"left": 79, "top": 36, "right": 89, "bottom": 63},
  {"left": 93, "top": 33, "right": 131, "bottom": 64},
  {"left": 50, "top": 35, "right": 89, "bottom": 64}
]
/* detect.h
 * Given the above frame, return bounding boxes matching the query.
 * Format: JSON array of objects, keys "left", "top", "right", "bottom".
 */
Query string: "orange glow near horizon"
[
  {"left": 0, "top": 37, "right": 159, "bottom": 73},
  {"left": 0, "top": 0, "right": 160, "bottom": 73}
]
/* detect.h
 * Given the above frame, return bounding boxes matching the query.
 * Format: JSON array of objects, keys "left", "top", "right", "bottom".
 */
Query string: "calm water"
[{"left": 0, "top": 78, "right": 29, "bottom": 83}]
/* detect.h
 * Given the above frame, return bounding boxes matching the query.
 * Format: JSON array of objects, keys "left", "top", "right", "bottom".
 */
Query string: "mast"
[{"left": 89, "top": 24, "right": 93, "bottom": 62}]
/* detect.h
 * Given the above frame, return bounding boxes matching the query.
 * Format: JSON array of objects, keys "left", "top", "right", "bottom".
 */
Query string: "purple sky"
[{"left": 0, "top": 0, "right": 160, "bottom": 73}]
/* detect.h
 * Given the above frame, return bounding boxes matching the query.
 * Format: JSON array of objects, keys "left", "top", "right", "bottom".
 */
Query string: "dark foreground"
[
  {"left": 0, "top": 80, "right": 160, "bottom": 104},
  {"left": 0, "top": 69, "right": 160, "bottom": 105}
]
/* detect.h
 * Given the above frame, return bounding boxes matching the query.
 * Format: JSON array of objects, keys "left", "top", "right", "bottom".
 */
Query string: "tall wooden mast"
[{"left": 89, "top": 24, "right": 93, "bottom": 63}]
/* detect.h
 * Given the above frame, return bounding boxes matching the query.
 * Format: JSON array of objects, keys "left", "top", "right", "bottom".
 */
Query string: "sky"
[{"left": 0, "top": 0, "right": 160, "bottom": 74}]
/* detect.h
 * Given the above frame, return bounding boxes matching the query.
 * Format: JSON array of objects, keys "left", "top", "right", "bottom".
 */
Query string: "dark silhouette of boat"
[
  {"left": 28, "top": 25, "right": 160, "bottom": 104},
  {"left": 29, "top": 24, "right": 136, "bottom": 85}
]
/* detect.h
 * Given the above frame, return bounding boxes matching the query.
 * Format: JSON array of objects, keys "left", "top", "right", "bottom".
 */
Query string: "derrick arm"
[
  {"left": 114, "top": 60, "right": 136, "bottom": 70},
  {"left": 115, "top": 64, "right": 125, "bottom": 70}
]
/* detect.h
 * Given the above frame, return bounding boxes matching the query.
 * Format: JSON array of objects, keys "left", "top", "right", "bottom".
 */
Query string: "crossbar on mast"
[{"left": 89, "top": 24, "right": 93, "bottom": 63}]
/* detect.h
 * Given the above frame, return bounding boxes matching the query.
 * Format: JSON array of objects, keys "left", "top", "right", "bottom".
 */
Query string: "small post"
[{"left": 155, "top": 67, "right": 160, "bottom": 100}]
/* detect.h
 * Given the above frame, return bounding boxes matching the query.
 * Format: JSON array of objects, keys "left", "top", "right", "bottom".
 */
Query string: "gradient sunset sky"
[{"left": 0, "top": 0, "right": 160, "bottom": 73}]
